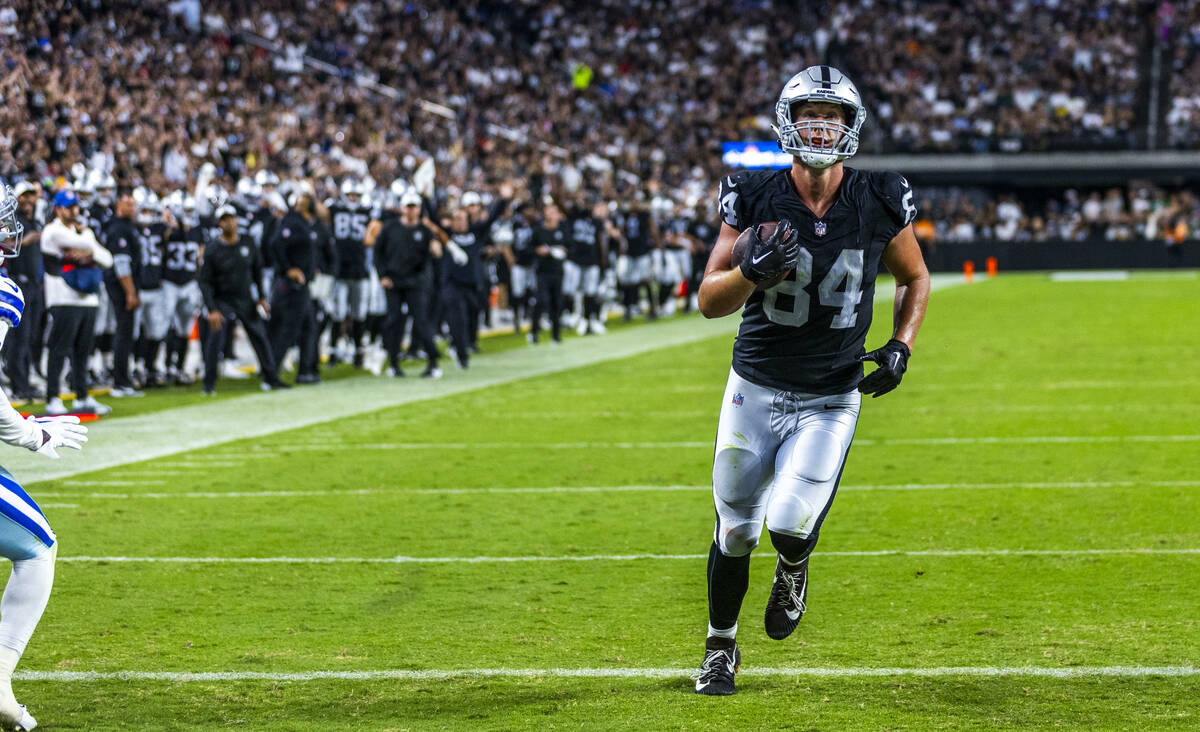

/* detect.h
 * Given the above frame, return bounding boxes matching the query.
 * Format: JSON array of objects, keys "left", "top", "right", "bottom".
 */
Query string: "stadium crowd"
[
  {"left": 0, "top": 0, "right": 1195, "bottom": 413},
  {"left": 921, "top": 185, "right": 1200, "bottom": 244},
  {"left": 0, "top": 0, "right": 1194, "bottom": 197}
]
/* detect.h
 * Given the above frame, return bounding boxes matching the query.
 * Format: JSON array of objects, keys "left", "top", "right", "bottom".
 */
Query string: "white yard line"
[
  {"left": 240, "top": 435, "right": 1200, "bottom": 451},
  {"left": 55, "top": 548, "right": 1200, "bottom": 564},
  {"left": 33, "top": 480, "right": 1200, "bottom": 500},
  {"left": 13, "top": 274, "right": 965, "bottom": 485},
  {"left": 15, "top": 665, "right": 1199, "bottom": 682}
]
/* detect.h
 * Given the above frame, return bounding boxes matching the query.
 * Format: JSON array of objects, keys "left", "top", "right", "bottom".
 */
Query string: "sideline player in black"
[
  {"left": 268, "top": 193, "right": 319, "bottom": 383},
  {"left": 375, "top": 190, "right": 448, "bottom": 378},
  {"left": 693, "top": 66, "right": 930, "bottom": 696},
  {"left": 198, "top": 206, "right": 285, "bottom": 394},
  {"left": 328, "top": 180, "right": 372, "bottom": 367},
  {"left": 162, "top": 205, "right": 206, "bottom": 384},
  {"left": 529, "top": 201, "right": 568, "bottom": 344},
  {"left": 101, "top": 194, "right": 142, "bottom": 396}
]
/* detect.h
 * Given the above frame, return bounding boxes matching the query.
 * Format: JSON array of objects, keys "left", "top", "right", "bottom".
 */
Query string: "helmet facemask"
[
  {"left": 771, "top": 66, "right": 866, "bottom": 169},
  {"left": 0, "top": 185, "right": 24, "bottom": 259}
]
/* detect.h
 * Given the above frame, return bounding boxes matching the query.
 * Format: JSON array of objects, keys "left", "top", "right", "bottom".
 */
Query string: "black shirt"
[
  {"left": 510, "top": 215, "right": 535, "bottom": 267},
  {"left": 270, "top": 211, "right": 317, "bottom": 286},
  {"left": 622, "top": 209, "right": 654, "bottom": 257},
  {"left": 328, "top": 203, "right": 371, "bottom": 279},
  {"left": 375, "top": 220, "right": 436, "bottom": 288},
  {"left": 313, "top": 220, "right": 338, "bottom": 277},
  {"left": 568, "top": 213, "right": 602, "bottom": 266},
  {"left": 139, "top": 222, "right": 167, "bottom": 290},
  {"left": 163, "top": 225, "right": 206, "bottom": 285},
  {"left": 442, "top": 231, "right": 484, "bottom": 287},
  {"left": 7, "top": 213, "right": 42, "bottom": 290},
  {"left": 532, "top": 224, "right": 568, "bottom": 278},
  {"left": 198, "top": 234, "right": 263, "bottom": 311},
  {"left": 102, "top": 216, "right": 141, "bottom": 289},
  {"left": 717, "top": 166, "right": 917, "bottom": 394}
]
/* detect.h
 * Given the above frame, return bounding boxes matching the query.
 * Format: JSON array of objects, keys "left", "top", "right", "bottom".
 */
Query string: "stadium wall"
[{"left": 921, "top": 241, "right": 1199, "bottom": 272}]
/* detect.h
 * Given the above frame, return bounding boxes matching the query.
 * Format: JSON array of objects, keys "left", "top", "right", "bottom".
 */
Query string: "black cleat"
[
  {"left": 694, "top": 637, "right": 740, "bottom": 695},
  {"left": 764, "top": 556, "right": 808, "bottom": 640}
]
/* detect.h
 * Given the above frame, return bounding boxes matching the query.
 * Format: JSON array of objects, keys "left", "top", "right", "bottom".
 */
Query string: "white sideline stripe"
[
  {"left": 251, "top": 434, "right": 1200, "bottom": 451},
  {"left": 38, "top": 503, "right": 77, "bottom": 508},
  {"left": 38, "top": 489, "right": 381, "bottom": 500},
  {"left": 13, "top": 274, "right": 966, "bottom": 485},
  {"left": 154, "top": 461, "right": 243, "bottom": 467},
  {"left": 62, "top": 480, "right": 167, "bottom": 487},
  {"left": 55, "top": 548, "right": 1200, "bottom": 564},
  {"left": 107, "top": 471, "right": 185, "bottom": 477},
  {"left": 33, "top": 480, "right": 1200, "bottom": 501},
  {"left": 14, "top": 665, "right": 1200, "bottom": 682}
]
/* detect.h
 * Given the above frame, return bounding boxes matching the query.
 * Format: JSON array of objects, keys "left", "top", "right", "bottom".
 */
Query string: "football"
[{"left": 730, "top": 221, "right": 789, "bottom": 290}]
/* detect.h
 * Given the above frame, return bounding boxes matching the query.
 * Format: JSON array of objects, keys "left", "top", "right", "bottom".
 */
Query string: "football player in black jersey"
[
  {"left": 693, "top": 66, "right": 930, "bottom": 696},
  {"left": 328, "top": 179, "right": 373, "bottom": 368}
]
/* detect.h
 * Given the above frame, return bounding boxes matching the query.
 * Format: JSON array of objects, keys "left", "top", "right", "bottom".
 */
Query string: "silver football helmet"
[
  {"left": 772, "top": 65, "right": 866, "bottom": 169},
  {"left": 0, "top": 183, "right": 24, "bottom": 259}
]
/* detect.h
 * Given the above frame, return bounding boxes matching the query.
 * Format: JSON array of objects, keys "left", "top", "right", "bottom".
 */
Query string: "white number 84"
[{"left": 762, "top": 248, "right": 864, "bottom": 329}]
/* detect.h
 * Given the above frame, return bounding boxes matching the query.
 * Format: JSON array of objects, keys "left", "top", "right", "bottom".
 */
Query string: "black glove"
[
  {"left": 739, "top": 220, "right": 800, "bottom": 285},
  {"left": 857, "top": 339, "right": 910, "bottom": 398}
]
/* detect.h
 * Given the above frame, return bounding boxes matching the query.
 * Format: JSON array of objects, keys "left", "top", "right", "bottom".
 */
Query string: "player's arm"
[
  {"left": 696, "top": 222, "right": 756, "bottom": 318},
  {"left": 881, "top": 223, "right": 929, "bottom": 351},
  {"left": 857, "top": 223, "right": 930, "bottom": 398},
  {"left": 364, "top": 219, "right": 383, "bottom": 247}
]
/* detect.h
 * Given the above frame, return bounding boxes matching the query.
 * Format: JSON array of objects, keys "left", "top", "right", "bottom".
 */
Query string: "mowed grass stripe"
[
  {"left": 53, "top": 547, "right": 1200, "bottom": 563},
  {"left": 17, "top": 665, "right": 1200, "bottom": 682},
  {"left": 36, "top": 479, "right": 1200, "bottom": 500},
  {"left": 218, "top": 434, "right": 1200, "bottom": 449}
]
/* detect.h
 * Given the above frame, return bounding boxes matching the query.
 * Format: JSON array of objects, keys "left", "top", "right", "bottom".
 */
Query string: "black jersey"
[
  {"left": 139, "top": 222, "right": 167, "bottom": 290},
  {"left": 568, "top": 213, "right": 601, "bottom": 266},
  {"left": 622, "top": 209, "right": 654, "bottom": 257},
  {"left": 511, "top": 215, "right": 535, "bottom": 267},
  {"left": 688, "top": 218, "right": 716, "bottom": 269},
  {"left": 532, "top": 225, "right": 568, "bottom": 278},
  {"left": 198, "top": 234, "right": 263, "bottom": 310},
  {"left": 443, "top": 230, "right": 485, "bottom": 287},
  {"left": 328, "top": 203, "right": 371, "bottom": 279},
  {"left": 102, "top": 216, "right": 141, "bottom": 288},
  {"left": 718, "top": 167, "right": 917, "bottom": 395},
  {"left": 375, "top": 221, "right": 436, "bottom": 287},
  {"left": 163, "top": 226, "right": 206, "bottom": 285}
]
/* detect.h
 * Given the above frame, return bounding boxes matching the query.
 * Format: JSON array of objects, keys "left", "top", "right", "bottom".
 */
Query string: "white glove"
[
  {"left": 28, "top": 416, "right": 88, "bottom": 459},
  {"left": 446, "top": 241, "right": 469, "bottom": 266},
  {"left": 550, "top": 246, "right": 567, "bottom": 260}
]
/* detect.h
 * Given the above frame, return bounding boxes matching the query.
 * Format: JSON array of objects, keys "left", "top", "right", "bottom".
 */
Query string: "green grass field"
[{"left": 10, "top": 271, "right": 1200, "bottom": 729}]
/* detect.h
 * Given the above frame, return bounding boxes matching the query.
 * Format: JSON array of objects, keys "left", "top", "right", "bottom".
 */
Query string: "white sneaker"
[
  {"left": 109, "top": 386, "right": 145, "bottom": 398},
  {"left": 0, "top": 682, "right": 36, "bottom": 730},
  {"left": 576, "top": 318, "right": 589, "bottom": 336},
  {"left": 44, "top": 398, "right": 67, "bottom": 416},
  {"left": 73, "top": 397, "right": 111, "bottom": 416},
  {"left": 221, "top": 362, "right": 250, "bottom": 379},
  {"left": 590, "top": 318, "right": 606, "bottom": 335}
]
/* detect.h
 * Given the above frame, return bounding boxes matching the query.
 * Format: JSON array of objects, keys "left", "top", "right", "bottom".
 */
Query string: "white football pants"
[{"left": 711, "top": 367, "right": 860, "bottom": 557}]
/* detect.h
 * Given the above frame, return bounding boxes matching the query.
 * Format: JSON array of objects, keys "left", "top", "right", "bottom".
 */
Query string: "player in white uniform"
[{"left": 0, "top": 183, "right": 90, "bottom": 730}]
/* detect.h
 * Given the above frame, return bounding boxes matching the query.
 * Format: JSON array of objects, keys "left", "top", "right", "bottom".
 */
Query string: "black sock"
[
  {"left": 769, "top": 530, "right": 818, "bottom": 566},
  {"left": 707, "top": 542, "right": 751, "bottom": 632},
  {"left": 145, "top": 339, "right": 162, "bottom": 376},
  {"left": 351, "top": 320, "right": 366, "bottom": 353}
]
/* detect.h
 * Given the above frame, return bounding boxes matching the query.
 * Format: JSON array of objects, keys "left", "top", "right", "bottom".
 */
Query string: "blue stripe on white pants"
[{"left": 0, "top": 468, "right": 55, "bottom": 560}]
